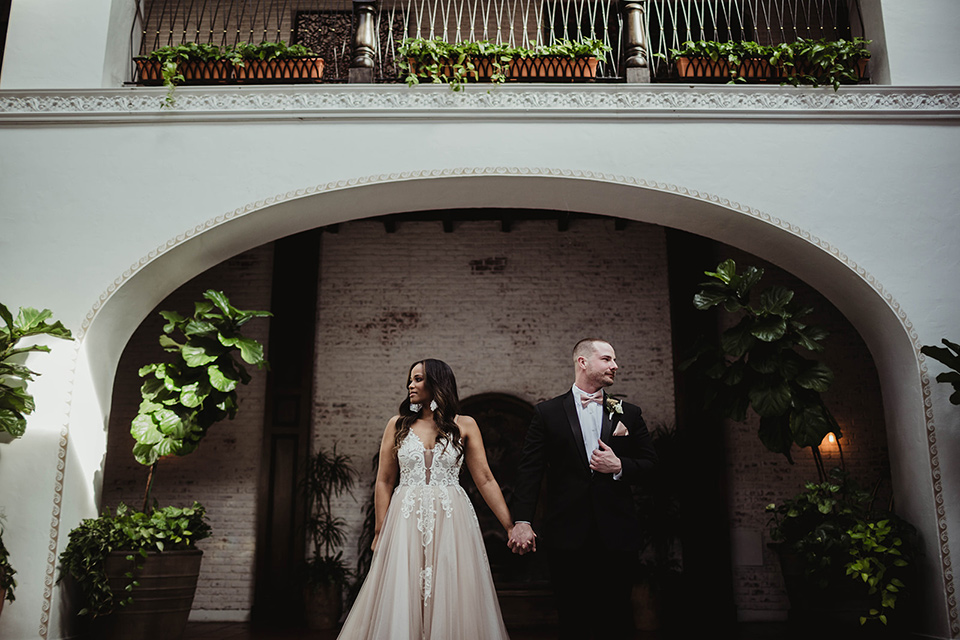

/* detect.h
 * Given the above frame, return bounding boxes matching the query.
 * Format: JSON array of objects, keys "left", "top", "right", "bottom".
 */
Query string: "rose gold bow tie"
[{"left": 580, "top": 393, "right": 603, "bottom": 408}]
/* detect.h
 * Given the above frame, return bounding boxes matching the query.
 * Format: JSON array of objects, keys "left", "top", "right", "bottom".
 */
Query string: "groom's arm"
[{"left": 511, "top": 405, "right": 547, "bottom": 523}]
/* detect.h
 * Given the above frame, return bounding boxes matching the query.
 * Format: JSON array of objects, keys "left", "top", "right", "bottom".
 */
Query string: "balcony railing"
[{"left": 131, "top": 0, "right": 864, "bottom": 85}]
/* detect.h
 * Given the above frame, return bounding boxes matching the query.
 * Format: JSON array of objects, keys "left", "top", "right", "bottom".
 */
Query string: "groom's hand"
[
  {"left": 590, "top": 439, "right": 622, "bottom": 475},
  {"left": 508, "top": 522, "right": 537, "bottom": 555}
]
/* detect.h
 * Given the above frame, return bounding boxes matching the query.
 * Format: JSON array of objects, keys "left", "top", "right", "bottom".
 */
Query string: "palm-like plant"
[{"left": 302, "top": 446, "right": 358, "bottom": 588}]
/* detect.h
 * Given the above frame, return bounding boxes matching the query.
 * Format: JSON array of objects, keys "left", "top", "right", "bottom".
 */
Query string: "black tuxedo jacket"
[{"left": 512, "top": 390, "right": 658, "bottom": 551}]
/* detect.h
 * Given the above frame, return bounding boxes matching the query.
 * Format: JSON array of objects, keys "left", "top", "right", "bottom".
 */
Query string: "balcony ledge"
[{"left": 1, "top": 84, "right": 959, "bottom": 125}]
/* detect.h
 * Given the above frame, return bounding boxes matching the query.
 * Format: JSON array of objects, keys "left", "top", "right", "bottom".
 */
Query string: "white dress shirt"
[{"left": 573, "top": 384, "right": 603, "bottom": 463}]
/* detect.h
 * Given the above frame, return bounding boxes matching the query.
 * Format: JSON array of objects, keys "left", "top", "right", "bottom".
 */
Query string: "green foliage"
[
  {"left": 143, "top": 41, "right": 317, "bottom": 104},
  {"left": 397, "top": 37, "right": 610, "bottom": 91},
  {"left": 0, "top": 527, "right": 17, "bottom": 603},
  {"left": 0, "top": 303, "right": 73, "bottom": 438},
  {"left": 920, "top": 339, "right": 960, "bottom": 405},
  {"left": 663, "top": 37, "right": 871, "bottom": 90},
  {"left": 131, "top": 290, "right": 270, "bottom": 467},
  {"left": 232, "top": 40, "right": 315, "bottom": 61},
  {"left": 57, "top": 503, "right": 211, "bottom": 618},
  {"left": 766, "top": 469, "right": 916, "bottom": 626},
  {"left": 681, "top": 259, "right": 839, "bottom": 462},
  {"left": 302, "top": 446, "right": 358, "bottom": 587}
]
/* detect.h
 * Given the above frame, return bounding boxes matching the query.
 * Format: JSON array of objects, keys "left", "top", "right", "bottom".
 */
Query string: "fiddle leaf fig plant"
[
  {"left": 920, "top": 339, "right": 960, "bottom": 405},
  {"left": 681, "top": 259, "right": 840, "bottom": 464},
  {"left": 0, "top": 303, "right": 73, "bottom": 438},
  {"left": 133, "top": 290, "right": 270, "bottom": 465}
]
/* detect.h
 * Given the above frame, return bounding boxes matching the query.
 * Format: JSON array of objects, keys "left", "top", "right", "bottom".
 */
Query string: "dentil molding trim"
[{"left": 1, "top": 85, "right": 960, "bottom": 124}]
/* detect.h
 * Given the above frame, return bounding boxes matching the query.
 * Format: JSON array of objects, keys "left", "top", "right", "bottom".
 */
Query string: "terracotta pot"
[
  {"left": 179, "top": 60, "right": 233, "bottom": 83},
  {"left": 406, "top": 56, "right": 499, "bottom": 83},
  {"left": 675, "top": 56, "right": 730, "bottom": 79},
  {"left": 509, "top": 56, "right": 599, "bottom": 80},
  {"left": 134, "top": 58, "right": 164, "bottom": 85},
  {"left": 235, "top": 57, "right": 325, "bottom": 83}
]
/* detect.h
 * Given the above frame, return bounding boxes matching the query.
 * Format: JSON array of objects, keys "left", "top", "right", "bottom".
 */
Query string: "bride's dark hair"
[{"left": 394, "top": 359, "right": 463, "bottom": 458}]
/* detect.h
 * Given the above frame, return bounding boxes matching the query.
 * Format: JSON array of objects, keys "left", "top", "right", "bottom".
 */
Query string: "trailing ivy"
[
  {"left": 397, "top": 37, "right": 610, "bottom": 91},
  {"left": 662, "top": 37, "right": 871, "bottom": 90},
  {"left": 0, "top": 303, "right": 73, "bottom": 438},
  {"left": 0, "top": 526, "right": 16, "bottom": 603},
  {"left": 681, "top": 259, "right": 839, "bottom": 464},
  {"left": 57, "top": 503, "right": 211, "bottom": 618},
  {"left": 131, "top": 290, "right": 271, "bottom": 468}
]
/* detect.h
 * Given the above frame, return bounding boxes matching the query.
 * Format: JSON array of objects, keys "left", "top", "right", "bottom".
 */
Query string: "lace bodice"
[{"left": 397, "top": 431, "right": 463, "bottom": 488}]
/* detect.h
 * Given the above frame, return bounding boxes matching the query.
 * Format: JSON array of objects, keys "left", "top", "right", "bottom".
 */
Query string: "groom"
[{"left": 508, "top": 338, "right": 658, "bottom": 639}]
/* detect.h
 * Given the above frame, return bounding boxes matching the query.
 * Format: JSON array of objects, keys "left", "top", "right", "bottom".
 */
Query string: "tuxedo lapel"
[
  {"left": 562, "top": 392, "right": 590, "bottom": 469},
  {"left": 600, "top": 392, "right": 613, "bottom": 442}
]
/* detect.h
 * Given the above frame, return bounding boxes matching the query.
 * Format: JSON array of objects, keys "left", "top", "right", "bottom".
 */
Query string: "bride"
[{"left": 337, "top": 359, "right": 513, "bottom": 639}]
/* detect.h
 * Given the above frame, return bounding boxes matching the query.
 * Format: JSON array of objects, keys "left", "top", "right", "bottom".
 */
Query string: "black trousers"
[{"left": 546, "top": 542, "right": 636, "bottom": 640}]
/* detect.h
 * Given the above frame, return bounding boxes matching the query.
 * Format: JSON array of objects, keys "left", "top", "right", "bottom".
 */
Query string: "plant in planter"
[
  {"left": 0, "top": 525, "right": 17, "bottom": 613},
  {"left": 1, "top": 303, "right": 73, "bottom": 438},
  {"left": 766, "top": 468, "right": 917, "bottom": 627},
  {"left": 661, "top": 37, "right": 870, "bottom": 90},
  {"left": 136, "top": 43, "right": 235, "bottom": 105},
  {"left": 231, "top": 41, "right": 324, "bottom": 83},
  {"left": 681, "top": 259, "right": 840, "bottom": 470},
  {"left": 57, "top": 290, "right": 270, "bottom": 639},
  {"left": 301, "top": 445, "right": 358, "bottom": 629},
  {"left": 398, "top": 37, "right": 610, "bottom": 91},
  {"left": 920, "top": 338, "right": 960, "bottom": 404}
]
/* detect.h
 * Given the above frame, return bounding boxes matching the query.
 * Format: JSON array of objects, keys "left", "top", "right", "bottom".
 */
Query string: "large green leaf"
[
  {"left": 720, "top": 320, "right": 756, "bottom": 358},
  {"left": 133, "top": 441, "right": 160, "bottom": 466},
  {"left": 749, "top": 380, "right": 792, "bottom": 417},
  {"left": 235, "top": 337, "right": 265, "bottom": 365},
  {"left": 131, "top": 414, "right": 163, "bottom": 445},
  {"left": 758, "top": 285, "right": 794, "bottom": 316},
  {"left": 208, "top": 364, "right": 239, "bottom": 392},
  {"left": 0, "top": 408, "right": 26, "bottom": 437},
  {"left": 181, "top": 344, "right": 219, "bottom": 367},
  {"left": 795, "top": 361, "right": 834, "bottom": 392},
  {"left": 750, "top": 315, "right": 788, "bottom": 342},
  {"left": 704, "top": 259, "right": 738, "bottom": 284},
  {"left": 758, "top": 414, "right": 793, "bottom": 461},
  {"left": 790, "top": 402, "right": 834, "bottom": 448}
]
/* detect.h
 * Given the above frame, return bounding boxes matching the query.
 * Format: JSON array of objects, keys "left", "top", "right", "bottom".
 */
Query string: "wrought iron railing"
[{"left": 131, "top": 0, "right": 865, "bottom": 84}]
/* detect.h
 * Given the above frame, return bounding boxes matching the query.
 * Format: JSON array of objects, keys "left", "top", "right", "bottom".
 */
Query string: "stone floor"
[{"left": 181, "top": 621, "right": 834, "bottom": 640}]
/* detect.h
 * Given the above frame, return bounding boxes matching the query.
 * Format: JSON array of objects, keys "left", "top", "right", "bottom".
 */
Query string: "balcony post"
[
  {"left": 622, "top": 0, "right": 650, "bottom": 83},
  {"left": 349, "top": 0, "right": 378, "bottom": 83}
]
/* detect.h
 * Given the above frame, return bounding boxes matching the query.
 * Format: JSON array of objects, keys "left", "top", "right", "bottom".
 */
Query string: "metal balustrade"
[{"left": 131, "top": 0, "right": 865, "bottom": 84}]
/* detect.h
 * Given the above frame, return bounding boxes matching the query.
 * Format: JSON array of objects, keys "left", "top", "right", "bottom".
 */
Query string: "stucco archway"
[{"left": 55, "top": 168, "right": 952, "bottom": 637}]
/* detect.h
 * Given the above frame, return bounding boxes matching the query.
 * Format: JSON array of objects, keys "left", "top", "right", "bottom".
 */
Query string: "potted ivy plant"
[
  {"left": 398, "top": 37, "right": 610, "bottom": 91},
  {"left": 662, "top": 37, "right": 870, "bottom": 90},
  {"left": 766, "top": 468, "right": 917, "bottom": 630},
  {"left": 135, "top": 42, "right": 235, "bottom": 103},
  {"left": 232, "top": 41, "right": 324, "bottom": 83},
  {"left": 57, "top": 290, "right": 270, "bottom": 640},
  {"left": 301, "top": 445, "right": 358, "bottom": 629}
]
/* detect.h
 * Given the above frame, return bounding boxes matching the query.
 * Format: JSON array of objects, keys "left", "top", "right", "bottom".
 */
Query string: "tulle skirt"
[{"left": 337, "top": 483, "right": 510, "bottom": 640}]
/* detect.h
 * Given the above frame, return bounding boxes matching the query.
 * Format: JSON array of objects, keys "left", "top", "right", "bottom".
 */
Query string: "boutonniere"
[{"left": 605, "top": 396, "right": 624, "bottom": 419}]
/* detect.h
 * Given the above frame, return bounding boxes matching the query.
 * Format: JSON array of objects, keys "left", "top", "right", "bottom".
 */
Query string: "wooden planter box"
[
  {"left": 234, "top": 57, "right": 325, "bottom": 83},
  {"left": 508, "top": 56, "right": 600, "bottom": 81}
]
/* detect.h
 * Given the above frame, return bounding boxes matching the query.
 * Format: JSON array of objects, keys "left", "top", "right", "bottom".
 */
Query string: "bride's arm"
[
  {"left": 460, "top": 416, "right": 514, "bottom": 535},
  {"left": 372, "top": 416, "right": 400, "bottom": 551}
]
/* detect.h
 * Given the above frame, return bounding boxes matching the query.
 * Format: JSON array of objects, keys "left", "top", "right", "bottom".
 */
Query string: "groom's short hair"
[{"left": 573, "top": 338, "right": 609, "bottom": 359}]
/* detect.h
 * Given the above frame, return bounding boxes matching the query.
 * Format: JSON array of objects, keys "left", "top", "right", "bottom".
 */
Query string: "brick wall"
[
  {"left": 101, "top": 244, "right": 274, "bottom": 615},
  {"left": 312, "top": 217, "right": 678, "bottom": 572}
]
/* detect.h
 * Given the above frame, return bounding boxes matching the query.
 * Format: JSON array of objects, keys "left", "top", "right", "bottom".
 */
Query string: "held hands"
[
  {"left": 590, "top": 439, "right": 622, "bottom": 475},
  {"left": 507, "top": 522, "right": 537, "bottom": 555}
]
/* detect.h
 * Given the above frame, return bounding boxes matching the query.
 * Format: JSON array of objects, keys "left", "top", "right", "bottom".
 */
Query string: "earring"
[
  {"left": 429, "top": 400, "right": 438, "bottom": 412},
  {"left": 409, "top": 402, "right": 422, "bottom": 412}
]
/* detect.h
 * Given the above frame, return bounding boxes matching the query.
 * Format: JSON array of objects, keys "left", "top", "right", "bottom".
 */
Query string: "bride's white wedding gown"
[{"left": 337, "top": 431, "right": 510, "bottom": 639}]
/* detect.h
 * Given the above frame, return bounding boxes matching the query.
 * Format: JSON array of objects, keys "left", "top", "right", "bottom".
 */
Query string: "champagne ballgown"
[{"left": 337, "top": 431, "right": 510, "bottom": 639}]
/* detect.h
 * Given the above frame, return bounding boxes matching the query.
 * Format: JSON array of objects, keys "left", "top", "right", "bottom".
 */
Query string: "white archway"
[{"left": 49, "top": 169, "right": 953, "bottom": 637}]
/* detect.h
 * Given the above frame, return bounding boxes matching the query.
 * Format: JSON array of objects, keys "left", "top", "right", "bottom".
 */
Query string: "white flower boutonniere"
[{"left": 605, "top": 396, "right": 624, "bottom": 419}]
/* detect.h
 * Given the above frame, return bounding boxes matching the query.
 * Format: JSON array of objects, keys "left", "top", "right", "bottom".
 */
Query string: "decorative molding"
[
  {"left": 2, "top": 85, "right": 960, "bottom": 124},
  {"left": 54, "top": 166, "right": 957, "bottom": 638}
]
